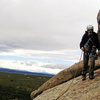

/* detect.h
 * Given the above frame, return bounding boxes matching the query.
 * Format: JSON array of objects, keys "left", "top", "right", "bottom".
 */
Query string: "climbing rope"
[{"left": 56, "top": 51, "right": 83, "bottom": 100}]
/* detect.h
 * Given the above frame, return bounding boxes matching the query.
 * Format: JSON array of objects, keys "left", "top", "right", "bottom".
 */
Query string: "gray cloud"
[
  {"left": 41, "top": 64, "right": 68, "bottom": 69},
  {"left": 0, "top": 41, "right": 21, "bottom": 52},
  {"left": 0, "top": 0, "right": 99, "bottom": 51}
]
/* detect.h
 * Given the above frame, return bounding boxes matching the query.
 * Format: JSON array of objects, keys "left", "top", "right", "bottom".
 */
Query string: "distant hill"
[{"left": 0, "top": 67, "right": 54, "bottom": 77}]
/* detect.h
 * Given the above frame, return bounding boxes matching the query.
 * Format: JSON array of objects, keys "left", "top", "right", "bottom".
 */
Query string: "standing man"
[{"left": 80, "top": 25, "right": 100, "bottom": 80}]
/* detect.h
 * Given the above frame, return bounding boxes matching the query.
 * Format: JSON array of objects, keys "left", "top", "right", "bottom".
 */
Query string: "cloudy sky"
[{"left": 0, "top": 0, "right": 100, "bottom": 74}]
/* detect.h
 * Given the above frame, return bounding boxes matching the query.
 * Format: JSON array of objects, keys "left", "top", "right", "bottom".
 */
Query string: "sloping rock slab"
[
  {"left": 31, "top": 57, "right": 100, "bottom": 99},
  {"left": 33, "top": 68, "right": 100, "bottom": 100}
]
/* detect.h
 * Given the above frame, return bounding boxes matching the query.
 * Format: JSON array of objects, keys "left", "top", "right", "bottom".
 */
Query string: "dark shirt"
[{"left": 80, "top": 31, "right": 100, "bottom": 50}]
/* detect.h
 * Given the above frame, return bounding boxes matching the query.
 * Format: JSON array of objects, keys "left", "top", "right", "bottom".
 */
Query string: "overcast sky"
[{"left": 0, "top": 0, "right": 100, "bottom": 74}]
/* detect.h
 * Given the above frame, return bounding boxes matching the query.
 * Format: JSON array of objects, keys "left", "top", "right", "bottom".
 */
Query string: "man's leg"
[
  {"left": 89, "top": 48, "right": 96, "bottom": 79},
  {"left": 82, "top": 51, "right": 89, "bottom": 80}
]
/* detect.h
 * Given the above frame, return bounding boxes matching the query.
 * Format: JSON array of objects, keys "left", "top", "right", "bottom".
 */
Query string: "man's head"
[{"left": 87, "top": 25, "right": 94, "bottom": 35}]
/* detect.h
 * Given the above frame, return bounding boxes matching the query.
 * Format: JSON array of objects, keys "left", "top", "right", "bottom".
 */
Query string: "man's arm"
[
  {"left": 93, "top": 34, "right": 100, "bottom": 56},
  {"left": 80, "top": 34, "right": 86, "bottom": 51}
]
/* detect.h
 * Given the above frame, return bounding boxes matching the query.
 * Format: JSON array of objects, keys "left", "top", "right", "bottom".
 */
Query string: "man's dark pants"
[{"left": 82, "top": 48, "right": 96, "bottom": 77}]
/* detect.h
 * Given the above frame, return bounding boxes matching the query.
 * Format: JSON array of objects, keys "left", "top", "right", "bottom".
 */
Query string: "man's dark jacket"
[{"left": 80, "top": 31, "right": 100, "bottom": 50}]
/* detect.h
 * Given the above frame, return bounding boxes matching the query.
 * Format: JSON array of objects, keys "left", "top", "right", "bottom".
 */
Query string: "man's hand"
[
  {"left": 81, "top": 47, "right": 84, "bottom": 51},
  {"left": 92, "top": 45, "right": 96, "bottom": 49},
  {"left": 97, "top": 50, "right": 100, "bottom": 56}
]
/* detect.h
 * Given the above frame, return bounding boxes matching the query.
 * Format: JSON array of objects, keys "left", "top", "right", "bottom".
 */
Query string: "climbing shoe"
[
  {"left": 82, "top": 75, "right": 86, "bottom": 81},
  {"left": 89, "top": 74, "right": 94, "bottom": 80}
]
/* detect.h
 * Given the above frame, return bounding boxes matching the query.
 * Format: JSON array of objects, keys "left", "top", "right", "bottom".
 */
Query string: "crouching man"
[{"left": 80, "top": 25, "right": 100, "bottom": 80}]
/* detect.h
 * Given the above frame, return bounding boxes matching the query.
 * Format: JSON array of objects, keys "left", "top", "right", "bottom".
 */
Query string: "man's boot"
[
  {"left": 82, "top": 75, "right": 86, "bottom": 81},
  {"left": 89, "top": 74, "right": 94, "bottom": 80}
]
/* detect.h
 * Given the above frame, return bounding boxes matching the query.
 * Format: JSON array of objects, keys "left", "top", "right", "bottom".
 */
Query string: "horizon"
[{"left": 0, "top": 0, "right": 100, "bottom": 74}]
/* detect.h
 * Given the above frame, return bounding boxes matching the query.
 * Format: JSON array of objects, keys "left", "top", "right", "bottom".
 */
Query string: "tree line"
[{"left": 0, "top": 85, "right": 31, "bottom": 100}]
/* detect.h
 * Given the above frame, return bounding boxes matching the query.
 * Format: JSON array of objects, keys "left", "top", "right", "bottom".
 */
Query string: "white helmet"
[{"left": 87, "top": 25, "right": 94, "bottom": 31}]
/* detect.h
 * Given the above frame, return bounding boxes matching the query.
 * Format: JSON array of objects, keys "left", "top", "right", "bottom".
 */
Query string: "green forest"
[{"left": 0, "top": 72, "right": 51, "bottom": 100}]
